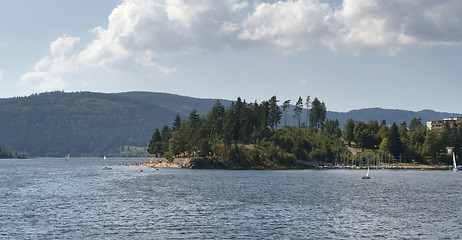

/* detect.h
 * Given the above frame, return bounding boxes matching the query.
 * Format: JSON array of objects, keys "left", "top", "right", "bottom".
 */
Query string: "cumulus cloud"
[
  {"left": 78, "top": 0, "right": 462, "bottom": 61},
  {"left": 76, "top": 0, "right": 247, "bottom": 72},
  {"left": 19, "top": 35, "right": 80, "bottom": 94},
  {"left": 20, "top": 0, "right": 462, "bottom": 93},
  {"left": 328, "top": 0, "right": 462, "bottom": 54},
  {"left": 239, "top": 0, "right": 462, "bottom": 54},
  {"left": 239, "top": 0, "right": 334, "bottom": 52}
]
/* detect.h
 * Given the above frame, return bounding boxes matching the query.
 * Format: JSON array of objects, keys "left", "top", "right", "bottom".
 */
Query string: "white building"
[{"left": 427, "top": 117, "right": 462, "bottom": 130}]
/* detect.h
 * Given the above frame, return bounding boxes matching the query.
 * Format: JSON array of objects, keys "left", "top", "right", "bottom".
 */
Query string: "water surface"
[{"left": 1, "top": 158, "right": 461, "bottom": 239}]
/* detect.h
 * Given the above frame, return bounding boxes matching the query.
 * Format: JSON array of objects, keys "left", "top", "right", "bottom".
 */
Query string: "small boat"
[
  {"left": 362, "top": 167, "right": 371, "bottom": 179},
  {"left": 138, "top": 169, "right": 143, "bottom": 172},
  {"left": 103, "top": 166, "right": 112, "bottom": 170},
  {"left": 421, "top": 168, "right": 426, "bottom": 171}
]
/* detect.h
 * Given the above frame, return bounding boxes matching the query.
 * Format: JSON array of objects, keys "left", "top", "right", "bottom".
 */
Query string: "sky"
[{"left": 1, "top": 0, "right": 462, "bottom": 113}]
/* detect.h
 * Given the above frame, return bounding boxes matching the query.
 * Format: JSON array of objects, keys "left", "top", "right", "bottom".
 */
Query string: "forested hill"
[
  {"left": 116, "top": 91, "right": 232, "bottom": 116},
  {"left": 0, "top": 92, "right": 180, "bottom": 157},
  {"left": 0, "top": 91, "right": 460, "bottom": 157}
]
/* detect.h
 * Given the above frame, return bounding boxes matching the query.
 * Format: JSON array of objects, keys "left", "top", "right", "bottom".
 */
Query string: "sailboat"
[
  {"left": 453, "top": 151, "right": 458, "bottom": 171},
  {"left": 362, "top": 167, "right": 371, "bottom": 179},
  {"left": 66, "top": 154, "right": 70, "bottom": 161},
  {"left": 103, "top": 155, "right": 107, "bottom": 160}
]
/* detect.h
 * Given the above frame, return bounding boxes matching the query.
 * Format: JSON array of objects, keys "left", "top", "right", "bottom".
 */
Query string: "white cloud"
[
  {"left": 77, "top": 0, "right": 246, "bottom": 72},
  {"left": 240, "top": 0, "right": 462, "bottom": 55},
  {"left": 50, "top": 35, "right": 81, "bottom": 56},
  {"left": 19, "top": 71, "right": 66, "bottom": 94},
  {"left": 20, "top": 0, "right": 462, "bottom": 94},
  {"left": 327, "top": 0, "right": 462, "bottom": 54},
  {"left": 239, "top": 0, "right": 333, "bottom": 52},
  {"left": 77, "top": 0, "right": 461, "bottom": 59},
  {"left": 19, "top": 35, "right": 80, "bottom": 94}
]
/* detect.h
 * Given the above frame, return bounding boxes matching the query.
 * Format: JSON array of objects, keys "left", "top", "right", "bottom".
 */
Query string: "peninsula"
[{"left": 147, "top": 96, "right": 462, "bottom": 170}]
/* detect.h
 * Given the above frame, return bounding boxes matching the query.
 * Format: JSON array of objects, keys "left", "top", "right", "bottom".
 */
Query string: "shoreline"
[{"left": 131, "top": 157, "right": 455, "bottom": 170}]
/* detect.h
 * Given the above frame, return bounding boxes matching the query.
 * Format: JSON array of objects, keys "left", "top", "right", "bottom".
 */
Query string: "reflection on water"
[{"left": 1, "top": 158, "right": 462, "bottom": 239}]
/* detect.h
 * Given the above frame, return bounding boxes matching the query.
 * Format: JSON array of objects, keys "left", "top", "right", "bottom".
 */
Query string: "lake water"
[{"left": 1, "top": 158, "right": 462, "bottom": 239}]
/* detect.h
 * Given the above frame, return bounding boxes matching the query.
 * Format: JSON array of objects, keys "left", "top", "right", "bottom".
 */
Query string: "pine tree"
[
  {"left": 147, "top": 128, "right": 162, "bottom": 155},
  {"left": 388, "top": 123, "right": 403, "bottom": 160},
  {"left": 173, "top": 114, "right": 182, "bottom": 131},
  {"left": 343, "top": 118, "right": 355, "bottom": 147},
  {"left": 293, "top": 97, "right": 303, "bottom": 127},
  {"left": 282, "top": 100, "right": 291, "bottom": 126},
  {"left": 268, "top": 96, "right": 282, "bottom": 129}
]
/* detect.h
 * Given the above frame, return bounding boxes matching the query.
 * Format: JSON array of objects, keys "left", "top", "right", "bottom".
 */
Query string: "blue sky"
[{"left": 1, "top": 0, "right": 462, "bottom": 113}]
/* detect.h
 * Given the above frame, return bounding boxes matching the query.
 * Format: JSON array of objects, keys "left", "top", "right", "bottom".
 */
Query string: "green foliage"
[
  {"left": 343, "top": 118, "right": 355, "bottom": 147},
  {"left": 268, "top": 96, "right": 282, "bottom": 129},
  {"left": 0, "top": 146, "right": 26, "bottom": 159},
  {"left": 119, "top": 146, "right": 147, "bottom": 157},
  {"left": 0, "top": 91, "right": 179, "bottom": 157},
  {"left": 343, "top": 115, "right": 462, "bottom": 164},
  {"left": 293, "top": 97, "right": 303, "bottom": 127},
  {"left": 156, "top": 96, "right": 344, "bottom": 169},
  {"left": 388, "top": 123, "right": 403, "bottom": 160},
  {"left": 147, "top": 128, "right": 162, "bottom": 155},
  {"left": 309, "top": 97, "right": 326, "bottom": 130},
  {"left": 282, "top": 100, "right": 291, "bottom": 126}
]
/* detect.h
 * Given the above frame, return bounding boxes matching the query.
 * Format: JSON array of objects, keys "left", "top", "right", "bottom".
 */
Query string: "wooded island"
[{"left": 148, "top": 96, "right": 462, "bottom": 169}]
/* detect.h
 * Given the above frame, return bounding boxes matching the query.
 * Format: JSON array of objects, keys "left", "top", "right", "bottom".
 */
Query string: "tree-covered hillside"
[
  {"left": 117, "top": 91, "right": 232, "bottom": 116},
  {"left": 1, "top": 91, "right": 460, "bottom": 158},
  {"left": 0, "top": 91, "right": 178, "bottom": 157}
]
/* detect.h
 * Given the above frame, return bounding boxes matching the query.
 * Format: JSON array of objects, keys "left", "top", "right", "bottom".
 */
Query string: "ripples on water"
[{"left": 1, "top": 158, "right": 462, "bottom": 239}]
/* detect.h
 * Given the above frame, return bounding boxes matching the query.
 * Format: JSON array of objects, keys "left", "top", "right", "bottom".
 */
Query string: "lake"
[{"left": 1, "top": 158, "right": 462, "bottom": 239}]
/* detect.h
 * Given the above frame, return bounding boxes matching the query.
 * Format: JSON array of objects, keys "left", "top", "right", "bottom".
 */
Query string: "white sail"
[{"left": 453, "top": 152, "right": 457, "bottom": 171}]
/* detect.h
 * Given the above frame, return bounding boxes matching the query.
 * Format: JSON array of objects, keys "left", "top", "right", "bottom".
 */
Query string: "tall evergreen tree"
[
  {"left": 309, "top": 97, "right": 326, "bottom": 130},
  {"left": 160, "top": 125, "right": 172, "bottom": 155},
  {"left": 188, "top": 109, "right": 200, "bottom": 126},
  {"left": 282, "top": 99, "right": 291, "bottom": 126},
  {"left": 388, "top": 123, "right": 403, "bottom": 160},
  {"left": 209, "top": 100, "right": 225, "bottom": 138},
  {"left": 305, "top": 96, "right": 311, "bottom": 127},
  {"left": 293, "top": 96, "right": 303, "bottom": 127},
  {"left": 268, "top": 96, "right": 282, "bottom": 129},
  {"left": 173, "top": 114, "right": 182, "bottom": 131},
  {"left": 147, "top": 128, "right": 162, "bottom": 155}
]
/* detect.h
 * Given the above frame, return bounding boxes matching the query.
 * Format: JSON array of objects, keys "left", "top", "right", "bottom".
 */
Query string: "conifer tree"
[
  {"left": 282, "top": 100, "right": 291, "bottom": 126},
  {"left": 147, "top": 128, "right": 162, "bottom": 155},
  {"left": 293, "top": 97, "right": 303, "bottom": 127}
]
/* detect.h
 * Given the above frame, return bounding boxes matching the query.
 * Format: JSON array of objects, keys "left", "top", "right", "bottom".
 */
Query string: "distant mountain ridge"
[
  {"left": 0, "top": 91, "right": 460, "bottom": 157},
  {"left": 328, "top": 108, "right": 462, "bottom": 127},
  {"left": 116, "top": 91, "right": 232, "bottom": 116}
]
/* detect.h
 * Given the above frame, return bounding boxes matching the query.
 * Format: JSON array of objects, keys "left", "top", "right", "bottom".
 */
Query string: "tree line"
[
  {"left": 149, "top": 95, "right": 462, "bottom": 168},
  {"left": 148, "top": 96, "right": 348, "bottom": 169},
  {"left": 0, "top": 146, "right": 26, "bottom": 159},
  {"left": 343, "top": 118, "right": 462, "bottom": 165}
]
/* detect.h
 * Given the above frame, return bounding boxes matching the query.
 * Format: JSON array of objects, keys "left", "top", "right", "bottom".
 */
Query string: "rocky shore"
[
  {"left": 136, "top": 157, "right": 226, "bottom": 169},
  {"left": 134, "top": 157, "right": 452, "bottom": 170}
]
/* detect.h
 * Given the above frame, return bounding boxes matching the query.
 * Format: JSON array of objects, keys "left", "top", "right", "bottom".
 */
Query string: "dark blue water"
[{"left": 1, "top": 158, "right": 462, "bottom": 239}]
